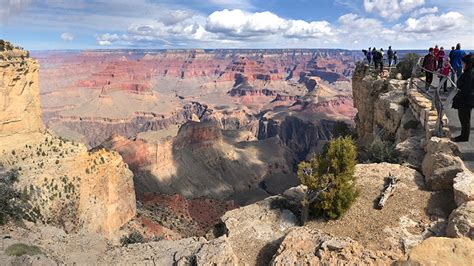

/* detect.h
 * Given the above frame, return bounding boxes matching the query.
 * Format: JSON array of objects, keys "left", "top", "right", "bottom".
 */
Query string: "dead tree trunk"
[{"left": 377, "top": 173, "right": 398, "bottom": 209}]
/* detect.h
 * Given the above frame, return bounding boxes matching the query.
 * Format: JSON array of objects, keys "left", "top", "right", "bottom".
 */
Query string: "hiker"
[
  {"left": 439, "top": 58, "right": 453, "bottom": 92},
  {"left": 393, "top": 51, "right": 398, "bottom": 65},
  {"left": 379, "top": 48, "right": 384, "bottom": 73},
  {"left": 438, "top": 47, "right": 446, "bottom": 70},
  {"left": 449, "top": 46, "right": 456, "bottom": 81},
  {"left": 422, "top": 47, "right": 436, "bottom": 90},
  {"left": 367, "top": 47, "right": 372, "bottom": 64},
  {"left": 452, "top": 43, "right": 466, "bottom": 80},
  {"left": 451, "top": 54, "right": 474, "bottom": 142},
  {"left": 434, "top": 45, "right": 440, "bottom": 68},
  {"left": 387, "top": 46, "right": 394, "bottom": 67},
  {"left": 372, "top": 47, "right": 380, "bottom": 70}
]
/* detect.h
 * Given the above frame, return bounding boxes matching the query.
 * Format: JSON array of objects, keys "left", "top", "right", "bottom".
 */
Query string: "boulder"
[
  {"left": 219, "top": 196, "right": 298, "bottom": 265},
  {"left": 404, "top": 237, "right": 474, "bottom": 265},
  {"left": 425, "top": 137, "right": 461, "bottom": 156},
  {"left": 453, "top": 171, "right": 474, "bottom": 206},
  {"left": 447, "top": 202, "right": 474, "bottom": 239},
  {"left": 426, "top": 164, "right": 464, "bottom": 190},
  {"left": 422, "top": 152, "right": 464, "bottom": 190},
  {"left": 194, "top": 237, "right": 239, "bottom": 265},
  {"left": 395, "top": 136, "right": 425, "bottom": 169},
  {"left": 271, "top": 227, "right": 391, "bottom": 265}
]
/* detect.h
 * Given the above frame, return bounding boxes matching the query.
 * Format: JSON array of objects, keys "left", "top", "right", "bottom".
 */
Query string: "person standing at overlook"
[
  {"left": 379, "top": 48, "right": 384, "bottom": 73},
  {"left": 393, "top": 51, "right": 398, "bottom": 65},
  {"left": 387, "top": 46, "right": 394, "bottom": 67},
  {"left": 367, "top": 47, "right": 372, "bottom": 65},
  {"left": 422, "top": 48, "right": 436, "bottom": 91},
  {"left": 452, "top": 54, "right": 474, "bottom": 142},
  {"left": 434, "top": 45, "right": 440, "bottom": 68},
  {"left": 438, "top": 47, "right": 446, "bottom": 70},
  {"left": 452, "top": 43, "right": 466, "bottom": 80},
  {"left": 449, "top": 46, "right": 456, "bottom": 81}
]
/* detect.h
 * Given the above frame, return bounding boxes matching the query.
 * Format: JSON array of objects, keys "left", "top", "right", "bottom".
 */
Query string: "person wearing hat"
[{"left": 452, "top": 54, "right": 474, "bottom": 142}]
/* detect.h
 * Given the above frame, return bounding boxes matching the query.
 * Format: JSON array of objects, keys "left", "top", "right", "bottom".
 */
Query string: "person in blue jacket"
[{"left": 452, "top": 43, "right": 466, "bottom": 81}]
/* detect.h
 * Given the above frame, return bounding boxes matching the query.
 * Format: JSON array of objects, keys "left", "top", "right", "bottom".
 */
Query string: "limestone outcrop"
[
  {"left": 0, "top": 41, "right": 136, "bottom": 237},
  {"left": 403, "top": 237, "right": 474, "bottom": 265},
  {"left": 0, "top": 41, "right": 42, "bottom": 137},
  {"left": 447, "top": 201, "right": 474, "bottom": 239},
  {"left": 454, "top": 172, "right": 474, "bottom": 206}
]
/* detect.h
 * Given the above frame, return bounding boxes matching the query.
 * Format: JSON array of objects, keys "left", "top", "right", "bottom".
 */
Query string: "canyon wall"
[
  {"left": 0, "top": 43, "right": 42, "bottom": 137},
  {"left": 0, "top": 41, "right": 136, "bottom": 237}
]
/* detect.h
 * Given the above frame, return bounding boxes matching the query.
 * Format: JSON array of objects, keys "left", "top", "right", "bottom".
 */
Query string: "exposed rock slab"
[
  {"left": 404, "top": 237, "right": 474, "bottom": 266},
  {"left": 454, "top": 171, "right": 474, "bottom": 206},
  {"left": 447, "top": 201, "right": 474, "bottom": 240}
]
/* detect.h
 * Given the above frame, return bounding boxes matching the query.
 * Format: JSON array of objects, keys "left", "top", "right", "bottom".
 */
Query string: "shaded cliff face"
[
  {"left": 0, "top": 46, "right": 42, "bottom": 137},
  {"left": 0, "top": 41, "right": 136, "bottom": 237},
  {"left": 103, "top": 121, "right": 298, "bottom": 204}
]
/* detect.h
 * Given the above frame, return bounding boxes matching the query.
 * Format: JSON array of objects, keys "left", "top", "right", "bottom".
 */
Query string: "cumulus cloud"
[
  {"left": 395, "top": 11, "right": 466, "bottom": 34},
  {"left": 364, "top": 0, "right": 425, "bottom": 20},
  {"left": 411, "top": 6, "right": 438, "bottom": 17},
  {"left": 96, "top": 33, "right": 120, "bottom": 46},
  {"left": 158, "top": 10, "right": 194, "bottom": 26},
  {"left": 97, "top": 9, "right": 336, "bottom": 47},
  {"left": 205, "top": 9, "right": 334, "bottom": 39},
  {"left": 0, "top": 0, "right": 32, "bottom": 22},
  {"left": 60, "top": 32, "right": 74, "bottom": 41}
]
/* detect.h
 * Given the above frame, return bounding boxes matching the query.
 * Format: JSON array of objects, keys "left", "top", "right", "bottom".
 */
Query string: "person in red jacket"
[
  {"left": 439, "top": 58, "right": 453, "bottom": 92},
  {"left": 422, "top": 48, "right": 436, "bottom": 91},
  {"left": 434, "top": 45, "right": 440, "bottom": 68},
  {"left": 438, "top": 47, "right": 446, "bottom": 70}
]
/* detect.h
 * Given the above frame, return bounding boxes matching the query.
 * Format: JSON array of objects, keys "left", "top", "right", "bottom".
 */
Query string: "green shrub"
[
  {"left": 0, "top": 181, "right": 24, "bottom": 225},
  {"left": 297, "top": 137, "right": 358, "bottom": 220},
  {"left": 361, "top": 139, "right": 400, "bottom": 164},
  {"left": 5, "top": 243, "right": 43, "bottom": 256},
  {"left": 394, "top": 53, "right": 421, "bottom": 80},
  {"left": 120, "top": 231, "right": 145, "bottom": 246}
]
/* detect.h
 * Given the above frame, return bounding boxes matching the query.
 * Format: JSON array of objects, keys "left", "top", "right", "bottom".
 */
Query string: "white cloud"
[
  {"left": 395, "top": 12, "right": 466, "bottom": 33},
  {"left": 205, "top": 9, "right": 334, "bottom": 39},
  {"left": 411, "top": 6, "right": 438, "bottom": 17},
  {"left": 60, "top": 32, "right": 74, "bottom": 41},
  {"left": 364, "top": 0, "right": 425, "bottom": 20},
  {"left": 158, "top": 10, "right": 194, "bottom": 26},
  {"left": 96, "top": 33, "right": 120, "bottom": 46}
]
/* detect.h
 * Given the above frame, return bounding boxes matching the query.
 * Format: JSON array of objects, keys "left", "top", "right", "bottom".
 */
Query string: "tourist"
[
  {"left": 379, "top": 48, "right": 384, "bottom": 73},
  {"left": 449, "top": 46, "right": 456, "bottom": 81},
  {"left": 438, "top": 47, "right": 446, "bottom": 70},
  {"left": 367, "top": 47, "right": 372, "bottom": 64},
  {"left": 439, "top": 58, "right": 452, "bottom": 92},
  {"left": 393, "top": 51, "right": 398, "bottom": 65},
  {"left": 372, "top": 47, "right": 380, "bottom": 70},
  {"left": 451, "top": 54, "right": 474, "bottom": 142},
  {"left": 434, "top": 45, "right": 440, "bottom": 68},
  {"left": 452, "top": 43, "right": 466, "bottom": 80},
  {"left": 387, "top": 46, "right": 394, "bottom": 67},
  {"left": 422, "top": 48, "right": 436, "bottom": 91}
]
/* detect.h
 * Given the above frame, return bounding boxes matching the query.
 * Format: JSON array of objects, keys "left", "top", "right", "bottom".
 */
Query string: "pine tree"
[{"left": 298, "top": 137, "right": 358, "bottom": 222}]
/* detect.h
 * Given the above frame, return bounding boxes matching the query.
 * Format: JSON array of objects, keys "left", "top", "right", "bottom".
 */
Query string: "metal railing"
[{"left": 409, "top": 58, "right": 459, "bottom": 137}]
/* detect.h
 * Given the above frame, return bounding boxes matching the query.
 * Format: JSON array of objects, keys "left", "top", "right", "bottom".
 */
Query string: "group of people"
[
  {"left": 362, "top": 46, "right": 398, "bottom": 74},
  {"left": 422, "top": 43, "right": 467, "bottom": 92},
  {"left": 422, "top": 43, "right": 473, "bottom": 142}
]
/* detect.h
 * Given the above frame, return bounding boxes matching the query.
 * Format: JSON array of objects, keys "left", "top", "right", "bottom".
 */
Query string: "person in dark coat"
[
  {"left": 422, "top": 48, "right": 436, "bottom": 90},
  {"left": 449, "top": 46, "right": 456, "bottom": 81},
  {"left": 452, "top": 54, "right": 474, "bottom": 142},
  {"left": 387, "top": 46, "right": 394, "bottom": 67}
]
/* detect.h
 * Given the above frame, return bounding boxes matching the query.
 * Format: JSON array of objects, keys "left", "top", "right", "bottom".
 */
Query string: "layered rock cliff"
[
  {"left": 0, "top": 41, "right": 136, "bottom": 237},
  {"left": 0, "top": 42, "right": 42, "bottom": 137}
]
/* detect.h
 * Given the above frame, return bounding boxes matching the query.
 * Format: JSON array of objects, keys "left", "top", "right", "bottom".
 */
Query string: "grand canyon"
[{"left": 33, "top": 48, "right": 359, "bottom": 204}]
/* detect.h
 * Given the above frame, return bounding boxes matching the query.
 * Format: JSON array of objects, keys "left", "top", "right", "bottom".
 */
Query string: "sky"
[{"left": 0, "top": 0, "right": 473, "bottom": 50}]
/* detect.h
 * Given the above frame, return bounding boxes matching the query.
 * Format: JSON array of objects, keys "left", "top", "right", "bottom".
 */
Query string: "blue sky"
[{"left": 0, "top": 0, "right": 473, "bottom": 50}]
